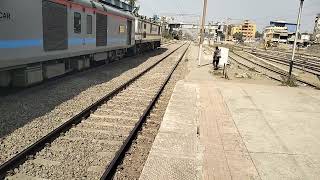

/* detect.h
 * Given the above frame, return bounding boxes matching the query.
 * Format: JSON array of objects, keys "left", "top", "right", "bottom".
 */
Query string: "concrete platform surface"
[
  {"left": 139, "top": 45, "right": 320, "bottom": 180},
  {"left": 139, "top": 82, "right": 200, "bottom": 180}
]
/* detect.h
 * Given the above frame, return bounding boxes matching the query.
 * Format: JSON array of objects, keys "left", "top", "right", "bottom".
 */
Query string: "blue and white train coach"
[{"left": 0, "top": 0, "right": 162, "bottom": 87}]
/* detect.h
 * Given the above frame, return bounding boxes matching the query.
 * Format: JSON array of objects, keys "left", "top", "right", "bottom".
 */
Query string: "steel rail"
[
  {"left": 229, "top": 50, "right": 318, "bottom": 88},
  {"left": 0, "top": 43, "right": 187, "bottom": 178},
  {"left": 161, "top": 41, "right": 176, "bottom": 47},
  {"left": 247, "top": 50, "right": 320, "bottom": 66},
  {"left": 249, "top": 52, "right": 320, "bottom": 76},
  {"left": 232, "top": 44, "right": 320, "bottom": 59},
  {"left": 229, "top": 53, "right": 282, "bottom": 82},
  {"left": 243, "top": 49, "right": 320, "bottom": 66}
]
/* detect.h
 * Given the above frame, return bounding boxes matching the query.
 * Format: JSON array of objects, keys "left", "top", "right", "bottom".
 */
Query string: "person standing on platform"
[{"left": 213, "top": 46, "right": 221, "bottom": 70}]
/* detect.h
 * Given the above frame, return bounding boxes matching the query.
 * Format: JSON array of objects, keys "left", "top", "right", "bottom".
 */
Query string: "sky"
[{"left": 137, "top": 0, "right": 320, "bottom": 33}]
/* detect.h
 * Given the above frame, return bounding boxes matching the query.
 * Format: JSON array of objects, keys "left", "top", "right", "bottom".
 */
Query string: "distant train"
[{"left": 0, "top": 0, "right": 162, "bottom": 87}]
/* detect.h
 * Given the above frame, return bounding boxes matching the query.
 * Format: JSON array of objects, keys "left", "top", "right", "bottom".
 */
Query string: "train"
[{"left": 0, "top": 0, "right": 162, "bottom": 87}]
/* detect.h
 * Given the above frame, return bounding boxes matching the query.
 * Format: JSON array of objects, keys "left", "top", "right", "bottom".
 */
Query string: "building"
[
  {"left": 206, "top": 22, "right": 225, "bottom": 42},
  {"left": 228, "top": 20, "right": 256, "bottom": 42},
  {"left": 270, "top": 21, "right": 297, "bottom": 33},
  {"left": 241, "top": 20, "right": 257, "bottom": 41},
  {"left": 263, "top": 21, "right": 298, "bottom": 44},
  {"left": 301, "top": 33, "right": 311, "bottom": 46},
  {"left": 313, "top": 14, "right": 320, "bottom": 43},
  {"left": 263, "top": 26, "right": 288, "bottom": 43},
  {"left": 168, "top": 23, "right": 202, "bottom": 40},
  {"left": 230, "top": 25, "right": 242, "bottom": 37},
  {"left": 167, "top": 22, "right": 225, "bottom": 42}
]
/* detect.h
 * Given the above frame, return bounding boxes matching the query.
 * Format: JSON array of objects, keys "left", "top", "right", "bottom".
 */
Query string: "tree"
[
  {"left": 255, "top": 31, "right": 263, "bottom": 38},
  {"left": 125, "top": 0, "right": 137, "bottom": 7},
  {"left": 125, "top": 0, "right": 139, "bottom": 14},
  {"left": 233, "top": 32, "right": 243, "bottom": 42}
]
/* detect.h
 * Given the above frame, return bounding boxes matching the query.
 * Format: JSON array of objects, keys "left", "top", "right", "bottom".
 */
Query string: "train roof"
[
  {"left": 73, "top": 0, "right": 135, "bottom": 19},
  {"left": 99, "top": 0, "right": 133, "bottom": 12}
]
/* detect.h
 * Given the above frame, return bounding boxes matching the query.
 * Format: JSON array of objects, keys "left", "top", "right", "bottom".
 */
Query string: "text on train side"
[{"left": 0, "top": 11, "right": 11, "bottom": 20}]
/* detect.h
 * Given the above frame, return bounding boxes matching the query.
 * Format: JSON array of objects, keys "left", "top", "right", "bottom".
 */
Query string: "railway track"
[
  {"left": 0, "top": 43, "right": 190, "bottom": 180},
  {"left": 229, "top": 50, "right": 320, "bottom": 89},
  {"left": 231, "top": 44, "right": 320, "bottom": 59},
  {"left": 244, "top": 50, "right": 320, "bottom": 76},
  {"left": 161, "top": 41, "right": 177, "bottom": 47},
  {"left": 112, "top": 47, "right": 189, "bottom": 179},
  {"left": 229, "top": 51, "right": 285, "bottom": 81}
]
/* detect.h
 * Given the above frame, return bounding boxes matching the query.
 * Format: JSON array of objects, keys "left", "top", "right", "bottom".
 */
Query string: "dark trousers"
[{"left": 213, "top": 57, "right": 220, "bottom": 69}]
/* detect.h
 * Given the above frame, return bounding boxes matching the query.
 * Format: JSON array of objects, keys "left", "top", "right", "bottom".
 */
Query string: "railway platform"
[{"left": 139, "top": 45, "right": 320, "bottom": 179}]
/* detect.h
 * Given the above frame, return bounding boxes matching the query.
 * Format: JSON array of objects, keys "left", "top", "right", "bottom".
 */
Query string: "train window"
[
  {"left": 74, "top": 12, "right": 81, "bottom": 33},
  {"left": 87, "top": 15, "right": 92, "bottom": 34}
]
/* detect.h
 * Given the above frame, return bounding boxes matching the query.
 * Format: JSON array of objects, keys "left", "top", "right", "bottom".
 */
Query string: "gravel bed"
[
  {"left": 113, "top": 45, "right": 190, "bottom": 180},
  {"left": 4, "top": 44, "right": 188, "bottom": 179},
  {"left": 88, "top": 117, "right": 138, "bottom": 126},
  {"left": 225, "top": 56, "right": 281, "bottom": 85},
  {"left": 65, "top": 129, "right": 127, "bottom": 141},
  {"left": 77, "top": 122, "right": 132, "bottom": 132},
  {"left": 0, "top": 44, "right": 181, "bottom": 165}
]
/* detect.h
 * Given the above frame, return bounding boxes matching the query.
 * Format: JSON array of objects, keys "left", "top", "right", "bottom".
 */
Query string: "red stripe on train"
[{"left": 50, "top": 0, "right": 131, "bottom": 20}]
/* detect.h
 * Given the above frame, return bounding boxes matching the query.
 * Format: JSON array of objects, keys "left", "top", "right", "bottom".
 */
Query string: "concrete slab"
[
  {"left": 151, "top": 131, "right": 197, "bottom": 158},
  {"left": 140, "top": 44, "right": 320, "bottom": 180},
  {"left": 139, "top": 82, "right": 200, "bottom": 180},
  {"left": 140, "top": 153, "right": 197, "bottom": 180},
  {"left": 217, "top": 82, "right": 320, "bottom": 178},
  {"left": 198, "top": 84, "right": 260, "bottom": 180}
]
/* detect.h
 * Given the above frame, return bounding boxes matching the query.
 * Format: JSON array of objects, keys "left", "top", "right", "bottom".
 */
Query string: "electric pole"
[
  {"left": 198, "top": 0, "right": 208, "bottom": 66},
  {"left": 288, "top": 0, "right": 304, "bottom": 82},
  {"left": 226, "top": 18, "right": 231, "bottom": 41}
]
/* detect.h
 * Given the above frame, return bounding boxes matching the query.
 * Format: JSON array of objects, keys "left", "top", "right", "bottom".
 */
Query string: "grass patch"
[{"left": 280, "top": 75, "right": 298, "bottom": 87}]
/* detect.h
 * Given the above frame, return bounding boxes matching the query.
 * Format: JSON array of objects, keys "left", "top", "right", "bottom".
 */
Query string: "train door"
[
  {"left": 42, "top": 0, "right": 68, "bottom": 51},
  {"left": 96, "top": 13, "right": 108, "bottom": 46},
  {"left": 127, "top": 20, "right": 132, "bottom": 45}
]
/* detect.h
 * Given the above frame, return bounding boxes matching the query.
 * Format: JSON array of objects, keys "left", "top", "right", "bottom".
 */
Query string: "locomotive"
[{"left": 0, "top": 0, "right": 162, "bottom": 87}]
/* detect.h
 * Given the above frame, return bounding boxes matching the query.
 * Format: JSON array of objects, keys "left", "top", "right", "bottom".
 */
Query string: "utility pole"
[
  {"left": 288, "top": 0, "right": 304, "bottom": 82},
  {"left": 226, "top": 18, "right": 231, "bottom": 41},
  {"left": 198, "top": 0, "right": 208, "bottom": 66}
]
